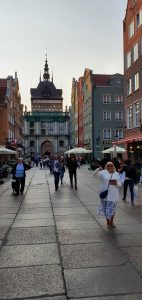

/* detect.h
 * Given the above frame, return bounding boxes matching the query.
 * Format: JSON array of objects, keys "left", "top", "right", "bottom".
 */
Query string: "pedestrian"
[
  {"left": 60, "top": 156, "right": 66, "bottom": 184},
  {"left": 12, "top": 157, "right": 31, "bottom": 196},
  {"left": 93, "top": 161, "right": 122, "bottom": 229},
  {"left": 122, "top": 159, "right": 138, "bottom": 206},
  {"left": 53, "top": 155, "right": 61, "bottom": 191},
  {"left": 67, "top": 154, "right": 78, "bottom": 189}
]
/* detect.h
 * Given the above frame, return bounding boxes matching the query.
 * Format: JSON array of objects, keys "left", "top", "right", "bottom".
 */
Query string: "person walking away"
[
  {"left": 122, "top": 159, "right": 138, "bottom": 206},
  {"left": 12, "top": 157, "right": 31, "bottom": 196},
  {"left": 60, "top": 156, "right": 65, "bottom": 184},
  {"left": 53, "top": 155, "right": 61, "bottom": 191},
  {"left": 93, "top": 162, "right": 122, "bottom": 229},
  {"left": 67, "top": 154, "right": 78, "bottom": 189}
]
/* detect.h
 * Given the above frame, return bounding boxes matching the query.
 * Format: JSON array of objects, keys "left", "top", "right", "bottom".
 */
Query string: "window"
[
  {"left": 126, "top": 51, "right": 131, "bottom": 68},
  {"left": 41, "top": 122, "right": 46, "bottom": 128},
  {"left": 129, "top": 20, "right": 134, "bottom": 39},
  {"left": 41, "top": 129, "right": 46, "bottom": 135},
  {"left": 103, "top": 95, "right": 111, "bottom": 104},
  {"left": 30, "top": 140, "right": 35, "bottom": 147},
  {"left": 30, "top": 129, "right": 34, "bottom": 135},
  {"left": 115, "top": 111, "right": 123, "bottom": 121},
  {"left": 136, "top": 10, "right": 142, "bottom": 29},
  {"left": 114, "top": 95, "right": 123, "bottom": 103},
  {"left": 134, "top": 72, "right": 139, "bottom": 91},
  {"left": 127, "top": 106, "right": 133, "bottom": 129},
  {"left": 127, "top": 78, "right": 132, "bottom": 95},
  {"left": 134, "top": 101, "right": 140, "bottom": 127},
  {"left": 103, "top": 111, "right": 111, "bottom": 121},
  {"left": 47, "top": 123, "right": 53, "bottom": 135},
  {"left": 115, "top": 129, "right": 123, "bottom": 139},
  {"left": 59, "top": 122, "right": 64, "bottom": 134},
  {"left": 59, "top": 140, "right": 64, "bottom": 147},
  {"left": 103, "top": 129, "right": 111, "bottom": 140},
  {"left": 133, "top": 43, "right": 138, "bottom": 62},
  {"left": 30, "top": 121, "right": 34, "bottom": 128}
]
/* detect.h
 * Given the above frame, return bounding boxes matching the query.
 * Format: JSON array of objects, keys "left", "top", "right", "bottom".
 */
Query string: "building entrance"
[{"left": 41, "top": 141, "right": 53, "bottom": 157}]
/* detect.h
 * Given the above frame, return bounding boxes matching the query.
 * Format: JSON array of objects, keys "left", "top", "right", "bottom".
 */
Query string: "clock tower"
[{"left": 30, "top": 55, "right": 63, "bottom": 112}]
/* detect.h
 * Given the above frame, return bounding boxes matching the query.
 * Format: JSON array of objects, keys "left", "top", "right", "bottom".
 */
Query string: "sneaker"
[{"left": 75, "top": 186, "right": 77, "bottom": 189}]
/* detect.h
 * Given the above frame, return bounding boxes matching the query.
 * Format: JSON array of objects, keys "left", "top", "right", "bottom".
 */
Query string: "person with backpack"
[{"left": 122, "top": 159, "right": 138, "bottom": 206}]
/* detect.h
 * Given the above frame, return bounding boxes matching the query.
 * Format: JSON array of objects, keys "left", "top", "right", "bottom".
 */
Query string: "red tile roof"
[{"left": 93, "top": 74, "right": 111, "bottom": 86}]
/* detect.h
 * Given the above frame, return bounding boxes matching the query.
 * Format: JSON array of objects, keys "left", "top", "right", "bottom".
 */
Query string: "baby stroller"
[{"left": 12, "top": 178, "right": 17, "bottom": 194}]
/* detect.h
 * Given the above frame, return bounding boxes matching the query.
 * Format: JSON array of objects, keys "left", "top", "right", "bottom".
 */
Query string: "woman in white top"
[{"left": 94, "top": 161, "right": 122, "bottom": 229}]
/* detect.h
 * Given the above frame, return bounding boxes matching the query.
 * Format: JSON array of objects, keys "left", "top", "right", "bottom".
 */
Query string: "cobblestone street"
[{"left": 1, "top": 165, "right": 142, "bottom": 299}]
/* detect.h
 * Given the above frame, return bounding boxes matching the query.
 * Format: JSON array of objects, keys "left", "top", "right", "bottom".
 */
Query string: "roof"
[
  {"left": 31, "top": 80, "right": 63, "bottom": 100},
  {"left": 93, "top": 74, "right": 111, "bottom": 86}
]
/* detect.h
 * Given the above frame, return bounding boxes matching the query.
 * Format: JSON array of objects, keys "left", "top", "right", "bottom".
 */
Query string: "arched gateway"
[{"left": 41, "top": 141, "right": 53, "bottom": 157}]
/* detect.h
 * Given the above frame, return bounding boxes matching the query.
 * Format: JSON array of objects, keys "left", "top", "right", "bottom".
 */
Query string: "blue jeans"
[{"left": 123, "top": 179, "right": 134, "bottom": 202}]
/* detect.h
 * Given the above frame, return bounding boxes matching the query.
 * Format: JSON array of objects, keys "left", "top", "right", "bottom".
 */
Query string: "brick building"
[
  {"left": 114, "top": 0, "right": 142, "bottom": 161},
  {"left": 0, "top": 73, "right": 23, "bottom": 152}
]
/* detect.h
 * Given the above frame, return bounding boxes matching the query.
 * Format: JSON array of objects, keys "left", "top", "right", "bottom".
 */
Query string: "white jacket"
[{"left": 94, "top": 169, "right": 122, "bottom": 202}]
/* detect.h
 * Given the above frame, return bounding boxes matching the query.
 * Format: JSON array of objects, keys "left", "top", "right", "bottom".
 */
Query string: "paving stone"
[
  {"left": 0, "top": 207, "right": 19, "bottom": 213},
  {"left": 52, "top": 202, "right": 82, "bottom": 208},
  {"left": 25, "top": 297, "right": 67, "bottom": 300},
  {"left": 122, "top": 246, "right": 142, "bottom": 271},
  {"left": 12, "top": 218, "right": 54, "bottom": 228},
  {"left": 114, "top": 233, "right": 142, "bottom": 247},
  {"left": 0, "top": 219, "right": 13, "bottom": 227},
  {"left": 7, "top": 226, "right": 56, "bottom": 245},
  {"left": 64, "top": 263, "right": 142, "bottom": 298},
  {"left": 110, "top": 224, "right": 142, "bottom": 234},
  {"left": 0, "top": 214, "right": 15, "bottom": 219},
  {"left": 54, "top": 208, "right": 87, "bottom": 215},
  {"left": 61, "top": 242, "right": 127, "bottom": 268},
  {"left": 16, "top": 213, "right": 53, "bottom": 220},
  {"left": 55, "top": 214, "right": 94, "bottom": 222},
  {"left": 0, "top": 265, "right": 64, "bottom": 299},
  {"left": 58, "top": 228, "right": 108, "bottom": 244},
  {"left": 24, "top": 198, "right": 51, "bottom": 203},
  {"left": 19, "top": 207, "right": 52, "bottom": 214},
  {"left": 56, "top": 221, "right": 99, "bottom": 230},
  {"left": 0, "top": 227, "right": 9, "bottom": 240},
  {"left": 0, "top": 244, "right": 59, "bottom": 267},
  {"left": 73, "top": 295, "right": 142, "bottom": 300},
  {"left": 21, "top": 202, "right": 52, "bottom": 208}
]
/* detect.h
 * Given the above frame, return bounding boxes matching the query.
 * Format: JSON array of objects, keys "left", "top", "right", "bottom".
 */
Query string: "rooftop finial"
[{"left": 43, "top": 53, "right": 50, "bottom": 81}]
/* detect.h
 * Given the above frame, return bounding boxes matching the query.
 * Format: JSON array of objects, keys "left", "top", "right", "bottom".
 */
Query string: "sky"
[{"left": 0, "top": 0, "right": 127, "bottom": 111}]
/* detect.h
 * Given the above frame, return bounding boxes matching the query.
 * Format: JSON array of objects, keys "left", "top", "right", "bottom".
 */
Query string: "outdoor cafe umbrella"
[
  {"left": 0, "top": 147, "right": 17, "bottom": 154},
  {"left": 65, "top": 147, "right": 92, "bottom": 154},
  {"left": 102, "top": 146, "right": 126, "bottom": 154}
]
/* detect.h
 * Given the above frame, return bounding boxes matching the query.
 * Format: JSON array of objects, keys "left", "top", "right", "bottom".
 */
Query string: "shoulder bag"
[{"left": 99, "top": 173, "right": 113, "bottom": 199}]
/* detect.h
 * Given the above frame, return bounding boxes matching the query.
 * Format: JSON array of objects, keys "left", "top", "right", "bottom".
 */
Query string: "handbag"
[
  {"left": 134, "top": 184, "right": 139, "bottom": 198},
  {"left": 99, "top": 174, "right": 113, "bottom": 199}
]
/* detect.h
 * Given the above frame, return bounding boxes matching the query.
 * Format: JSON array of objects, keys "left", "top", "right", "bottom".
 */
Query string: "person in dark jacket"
[
  {"left": 12, "top": 157, "right": 31, "bottom": 195},
  {"left": 67, "top": 154, "right": 78, "bottom": 189},
  {"left": 122, "top": 159, "right": 138, "bottom": 205}
]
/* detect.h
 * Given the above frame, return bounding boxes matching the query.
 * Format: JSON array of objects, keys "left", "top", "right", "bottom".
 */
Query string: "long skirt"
[{"left": 99, "top": 200, "right": 117, "bottom": 220}]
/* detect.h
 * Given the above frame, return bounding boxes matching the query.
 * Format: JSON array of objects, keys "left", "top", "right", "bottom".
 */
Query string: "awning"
[{"left": 113, "top": 133, "right": 142, "bottom": 145}]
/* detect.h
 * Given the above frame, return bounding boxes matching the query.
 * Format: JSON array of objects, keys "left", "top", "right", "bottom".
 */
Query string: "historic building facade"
[
  {"left": 23, "top": 57, "right": 70, "bottom": 157},
  {"left": 114, "top": 0, "right": 142, "bottom": 161},
  {"left": 0, "top": 73, "right": 23, "bottom": 152},
  {"left": 92, "top": 73, "right": 124, "bottom": 158}
]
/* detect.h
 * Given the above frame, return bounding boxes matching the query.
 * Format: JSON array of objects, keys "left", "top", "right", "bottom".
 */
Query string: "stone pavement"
[{"left": 1, "top": 166, "right": 142, "bottom": 299}]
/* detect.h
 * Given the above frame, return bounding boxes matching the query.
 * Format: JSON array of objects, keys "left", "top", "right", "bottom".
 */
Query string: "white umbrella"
[
  {"left": 0, "top": 147, "right": 17, "bottom": 154},
  {"left": 102, "top": 146, "right": 126, "bottom": 154},
  {"left": 65, "top": 147, "right": 92, "bottom": 154}
]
